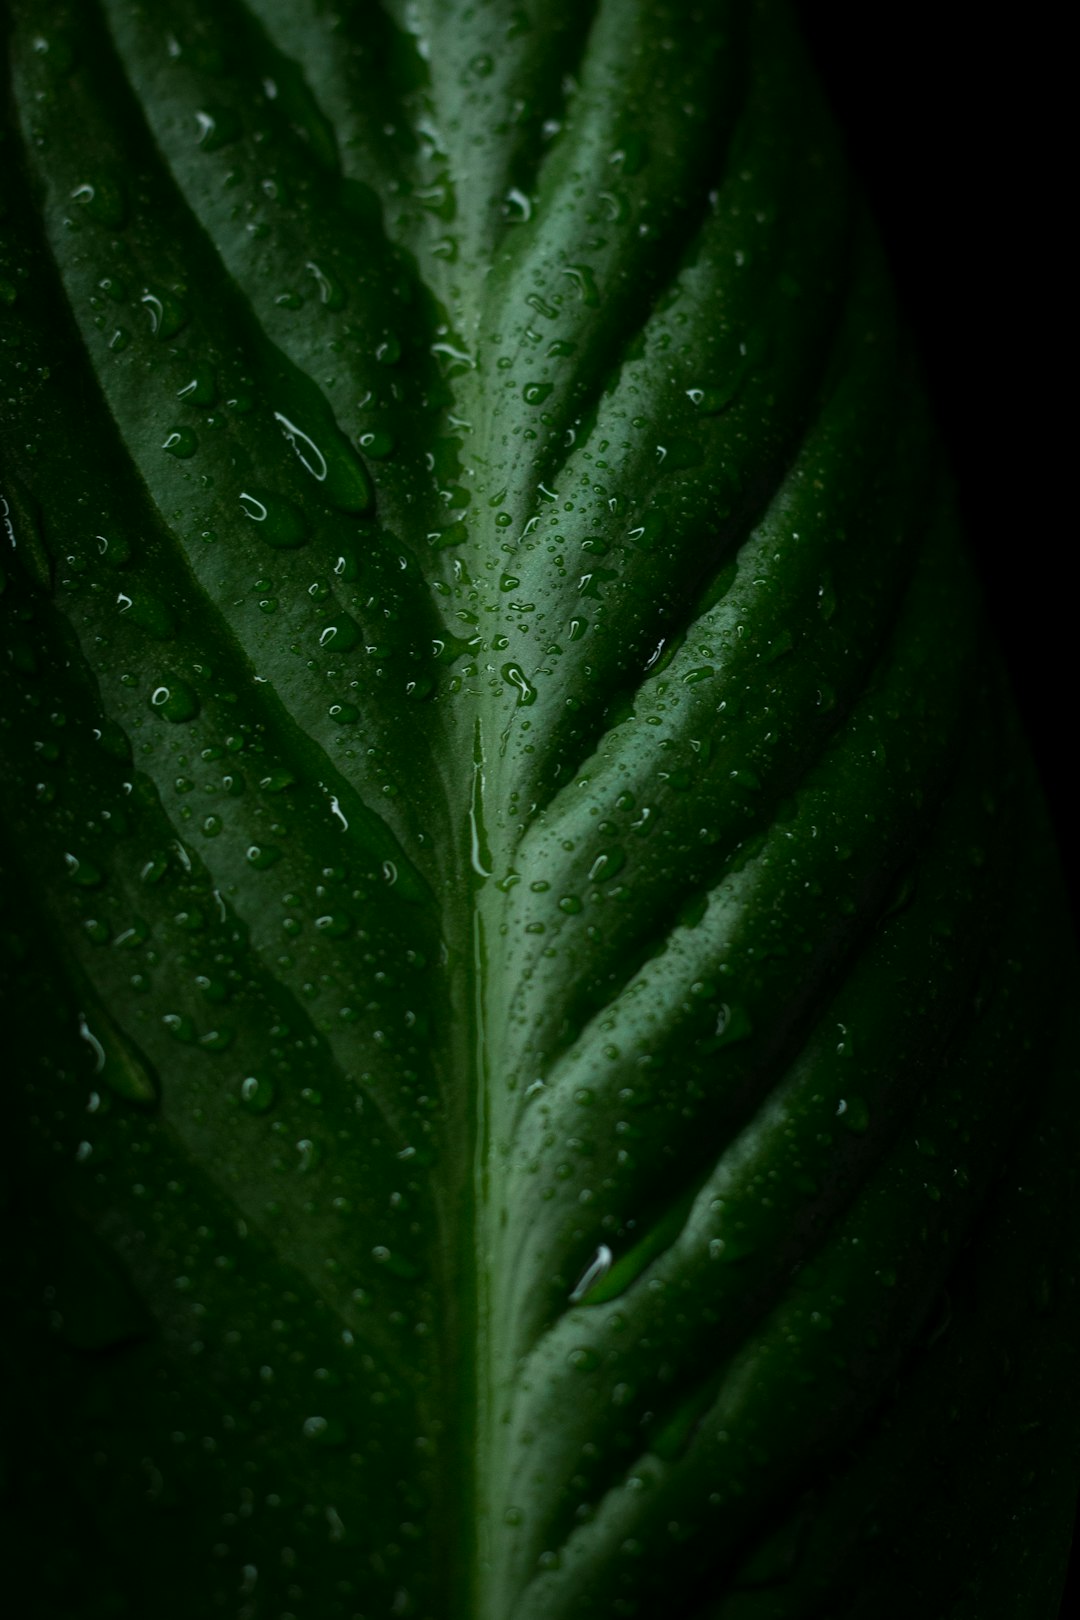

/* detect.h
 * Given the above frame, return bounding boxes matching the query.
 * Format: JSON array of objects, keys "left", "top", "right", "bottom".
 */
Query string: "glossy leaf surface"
[{"left": 1, "top": 3, "right": 1077, "bottom": 1617}]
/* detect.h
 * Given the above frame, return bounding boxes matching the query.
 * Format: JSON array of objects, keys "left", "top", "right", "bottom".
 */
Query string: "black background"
[
  {"left": 793, "top": 1, "right": 1073, "bottom": 907},
  {"left": 793, "top": 4, "right": 1075, "bottom": 1611}
]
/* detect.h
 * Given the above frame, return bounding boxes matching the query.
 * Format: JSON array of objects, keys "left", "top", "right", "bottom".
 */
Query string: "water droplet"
[
  {"left": 358, "top": 429, "right": 395, "bottom": 459},
  {"left": 302, "top": 1414, "right": 346, "bottom": 1446},
  {"left": 305, "top": 260, "right": 345, "bottom": 309},
  {"left": 65, "top": 853, "right": 104, "bottom": 887},
  {"left": 273, "top": 411, "right": 329, "bottom": 483},
  {"left": 501, "top": 663, "right": 537, "bottom": 706},
  {"left": 260, "top": 768, "right": 296, "bottom": 793},
  {"left": 140, "top": 287, "right": 188, "bottom": 339},
  {"left": 314, "top": 912, "right": 352, "bottom": 938},
  {"left": 245, "top": 844, "right": 282, "bottom": 870},
  {"left": 71, "top": 174, "right": 127, "bottom": 228},
  {"left": 570, "top": 1245, "right": 613, "bottom": 1304},
  {"left": 239, "top": 489, "right": 306, "bottom": 548},
  {"left": 240, "top": 1074, "right": 276, "bottom": 1114},
  {"left": 818, "top": 572, "right": 838, "bottom": 621},
  {"left": 162, "top": 1012, "right": 195, "bottom": 1043},
  {"left": 561, "top": 264, "right": 599, "bottom": 306},
  {"left": 587, "top": 847, "right": 625, "bottom": 884},
  {"left": 371, "top": 1245, "right": 421, "bottom": 1280},
  {"left": 328, "top": 702, "right": 359, "bottom": 726},
  {"left": 318, "top": 615, "right": 361, "bottom": 654},
  {"left": 686, "top": 374, "right": 744, "bottom": 415},
  {"left": 707, "top": 1002, "right": 753, "bottom": 1050},
  {"left": 162, "top": 426, "right": 198, "bottom": 458},
  {"left": 150, "top": 678, "right": 199, "bottom": 723},
  {"left": 296, "top": 1137, "right": 320, "bottom": 1173},
  {"left": 193, "top": 106, "right": 240, "bottom": 151},
  {"left": 610, "top": 131, "right": 648, "bottom": 175},
  {"left": 120, "top": 590, "right": 176, "bottom": 638},
  {"left": 657, "top": 436, "right": 703, "bottom": 471},
  {"left": 838, "top": 1095, "right": 870, "bottom": 1133},
  {"left": 176, "top": 367, "right": 216, "bottom": 406},
  {"left": 199, "top": 1027, "right": 233, "bottom": 1052}
]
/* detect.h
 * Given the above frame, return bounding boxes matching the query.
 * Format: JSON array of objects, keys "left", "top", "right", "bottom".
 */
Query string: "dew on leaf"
[
  {"left": 246, "top": 843, "right": 282, "bottom": 870},
  {"left": 358, "top": 429, "right": 395, "bottom": 459},
  {"left": 240, "top": 1075, "right": 276, "bottom": 1114},
  {"left": 71, "top": 175, "right": 127, "bottom": 227},
  {"left": 588, "top": 847, "right": 625, "bottom": 884},
  {"left": 296, "top": 1138, "right": 320, "bottom": 1173},
  {"left": 501, "top": 663, "right": 537, "bottom": 706},
  {"left": 162, "top": 1013, "right": 195, "bottom": 1043},
  {"left": 162, "top": 427, "right": 198, "bottom": 459},
  {"left": 176, "top": 368, "right": 216, "bottom": 406},
  {"left": 302, "top": 1415, "right": 346, "bottom": 1446},
  {"left": 562, "top": 265, "right": 599, "bottom": 307},
  {"left": 318, "top": 615, "right": 361, "bottom": 653},
  {"left": 329, "top": 702, "right": 360, "bottom": 725},
  {"left": 193, "top": 107, "right": 240, "bottom": 151},
  {"left": 570, "top": 1245, "right": 613, "bottom": 1303},
  {"left": 150, "top": 678, "right": 199, "bottom": 723},
  {"left": 65, "top": 852, "right": 103, "bottom": 887},
  {"left": 140, "top": 287, "right": 188, "bottom": 339},
  {"left": 239, "top": 489, "right": 306, "bottom": 548}
]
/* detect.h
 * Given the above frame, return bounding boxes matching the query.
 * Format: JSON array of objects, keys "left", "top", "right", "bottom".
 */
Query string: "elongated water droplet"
[{"left": 570, "top": 1245, "right": 613, "bottom": 1304}]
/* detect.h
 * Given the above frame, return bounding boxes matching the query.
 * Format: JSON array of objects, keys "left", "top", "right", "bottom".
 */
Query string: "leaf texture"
[{"left": 1, "top": 3, "right": 1077, "bottom": 1617}]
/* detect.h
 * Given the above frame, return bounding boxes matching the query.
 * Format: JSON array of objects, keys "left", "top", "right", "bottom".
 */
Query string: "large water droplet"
[{"left": 502, "top": 663, "right": 537, "bottom": 706}]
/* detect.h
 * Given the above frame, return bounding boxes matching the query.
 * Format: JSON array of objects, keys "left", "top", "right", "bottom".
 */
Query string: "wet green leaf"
[{"left": 2, "top": 4, "right": 1077, "bottom": 1618}]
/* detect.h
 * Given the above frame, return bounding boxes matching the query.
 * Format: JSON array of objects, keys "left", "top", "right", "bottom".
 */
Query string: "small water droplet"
[
  {"left": 149, "top": 678, "right": 199, "bottom": 723},
  {"left": 240, "top": 1074, "right": 276, "bottom": 1114},
  {"left": 245, "top": 844, "right": 282, "bottom": 870},
  {"left": 305, "top": 260, "right": 345, "bottom": 308},
  {"left": 587, "top": 847, "right": 625, "bottom": 884},
  {"left": 318, "top": 615, "right": 361, "bottom": 653},
  {"left": 162, "top": 426, "right": 198, "bottom": 458},
  {"left": 239, "top": 489, "right": 306, "bottom": 548},
  {"left": 71, "top": 174, "right": 127, "bottom": 228},
  {"left": 302, "top": 1414, "right": 345, "bottom": 1446},
  {"left": 570, "top": 1245, "right": 613, "bottom": 1304},
  {"left": 357, "top": 429, "right": 395, "bottom": 459},
  {"left": 176, "top": 368, "right": 216, "bottom": 406},
  {"left": 193, "top": 106, "right": 240, "bottom": 151},
  {"left": 561, "top": 264, "right": 599, "bottom": 307},
  {"left": 65, "top": 853, "right": 104, "bottom": 887},
  {"left": 140, "top": 287, "right": 188, "bottom": 339}
]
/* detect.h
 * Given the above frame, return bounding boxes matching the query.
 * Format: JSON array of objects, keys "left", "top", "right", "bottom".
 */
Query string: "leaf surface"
[{"left": 1, "top": 3, "right": 1077, "bottom": 1618}]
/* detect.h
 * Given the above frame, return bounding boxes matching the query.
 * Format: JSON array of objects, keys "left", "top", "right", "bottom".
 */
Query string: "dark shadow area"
[
  {"left": 794, "top": 6, "right": 1076, "bottom": 1613},
  {"left": 795, "top": 0, "right": 1074, "bottom": 915}
]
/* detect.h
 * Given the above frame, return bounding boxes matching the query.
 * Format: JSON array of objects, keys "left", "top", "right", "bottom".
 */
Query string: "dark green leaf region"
[{"left": 1, "top": 3, "right": 1076, "bottom": 1617}]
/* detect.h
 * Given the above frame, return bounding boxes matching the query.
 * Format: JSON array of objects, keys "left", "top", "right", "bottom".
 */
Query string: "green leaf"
[{"left": 1, "top": 3, "right": 1077, "bottom": 1618}]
